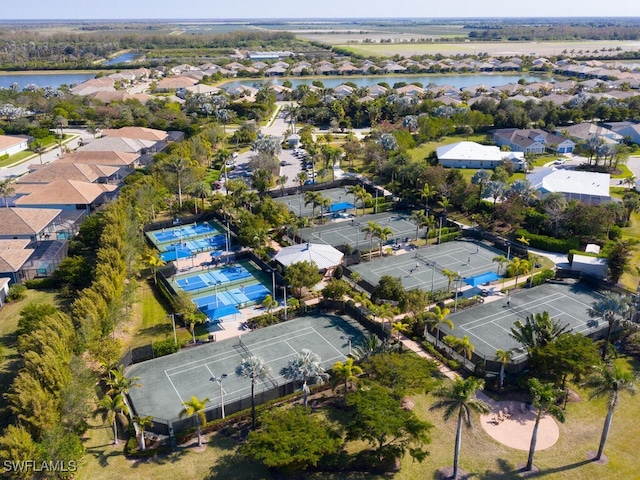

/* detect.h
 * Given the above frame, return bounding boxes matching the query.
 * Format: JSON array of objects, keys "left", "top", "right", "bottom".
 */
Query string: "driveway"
[{"left": 0, "top": 127, "right": 97, "bottom": 180}]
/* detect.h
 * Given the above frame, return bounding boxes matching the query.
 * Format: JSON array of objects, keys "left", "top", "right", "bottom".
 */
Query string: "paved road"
[{"left": 0, "top": 128, "right": 97, "bottom": 180}]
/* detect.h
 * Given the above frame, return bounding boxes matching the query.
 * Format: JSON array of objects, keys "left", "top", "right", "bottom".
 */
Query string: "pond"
[
  {"left": 105, "top": 52, "right": 143, "bottom": 66},
  {"left": 0, "top": 72, "right": 97, "bottom": 90}
]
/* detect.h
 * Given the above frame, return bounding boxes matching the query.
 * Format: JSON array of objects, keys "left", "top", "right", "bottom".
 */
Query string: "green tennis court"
[
  {"left": 440, "top": 282, "right": 609, "bottom": 361},
  {"left": 126, "top": 313, "right": 369, "bottom": 423},
  {"left": 351, "top": 240, "right": 503, "bottom": 292},
  {"left": 300, "top": 211, "right": 423, "bottom": 248},
  {"left": 274, "top": 187, "right": 358, "bottom": 218}
]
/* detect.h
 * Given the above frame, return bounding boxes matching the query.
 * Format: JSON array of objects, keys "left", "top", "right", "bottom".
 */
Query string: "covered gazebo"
[{"left": 274, "top": 242, "right": 344, "bottom": 276}]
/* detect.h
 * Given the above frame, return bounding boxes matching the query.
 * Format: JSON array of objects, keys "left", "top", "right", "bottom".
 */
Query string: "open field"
[{"left": 332, "top": 40, "right": 640, "bottom": 58}]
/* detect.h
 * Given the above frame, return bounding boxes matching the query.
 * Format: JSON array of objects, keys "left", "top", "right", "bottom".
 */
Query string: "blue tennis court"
[
  {"left": 175, "top": 265, "right": 253, "bottom": 292},
  {"left": 159, "top": 235, "right": 227, "bottom": 261},
  {"left": 151, "top": 222, "right": 218, "bottom": 244},
  {"left": 329, "top": 201, "right": 355, "bottom": 212},
  {"left": 194, "top": 283, "right": 270, "bottom": 321}
]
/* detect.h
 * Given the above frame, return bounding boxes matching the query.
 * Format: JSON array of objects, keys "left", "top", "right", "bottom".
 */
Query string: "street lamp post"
[
  {"left": 268, "top": 269, "right": 276, "bottom": 299},
  {"left": 211, "top": 374, "right": 228, "bottom": 419},
  {"left": 281, "top": 285, "right": 288, "bottom": 320}
]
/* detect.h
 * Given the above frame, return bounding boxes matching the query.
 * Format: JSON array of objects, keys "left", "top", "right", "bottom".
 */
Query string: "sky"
[{"left": 3, "top": 0, "right": 640, "bottom": 20}]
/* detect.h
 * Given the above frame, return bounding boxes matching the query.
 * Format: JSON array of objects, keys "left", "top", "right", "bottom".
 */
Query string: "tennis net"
[
  {"left": 237, "top": 337, "right": 279, "bottom": 388},
  {"left": 415, "top": 251, "right": 446, "bottom": 274}
]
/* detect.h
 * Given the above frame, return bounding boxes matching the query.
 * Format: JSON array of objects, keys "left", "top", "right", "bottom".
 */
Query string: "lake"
[
  {"left": 0, "top": 72, "right": 97, "bottom": 90},
  {"left": 105, "top": 52, "right": 143, "bottom": 66},
  {"left": 221, "top": 73, "right": 552, "bottom": 90}
]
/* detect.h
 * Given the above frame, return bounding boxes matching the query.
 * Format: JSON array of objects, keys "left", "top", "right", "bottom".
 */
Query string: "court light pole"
[
  {"left": 454, "top": 272, "right": 461, "bottom": 312},
  {"left": 211, "top": 374, "right": 228, "bottom": 419},
  {"left": 281, "top": 285, "right": 288, "bottom": 320},
  {"left": 215, "top": 281, "right": 221, "bottom": 307}
]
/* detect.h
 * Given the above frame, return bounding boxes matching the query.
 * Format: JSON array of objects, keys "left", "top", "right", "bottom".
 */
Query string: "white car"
[{"left": 554, "top": 158, "right": 566, "bottom": 165}]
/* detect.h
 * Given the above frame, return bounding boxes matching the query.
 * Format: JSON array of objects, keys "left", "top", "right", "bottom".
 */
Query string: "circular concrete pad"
[{"left": 480, "top": 401, "right": 559, "bottom": 451}]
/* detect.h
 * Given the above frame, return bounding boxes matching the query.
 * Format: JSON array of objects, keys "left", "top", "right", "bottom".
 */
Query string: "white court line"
[
  {"left": 283, "top": 339, "right": 298, "bottom": 353},
  {"left": 165, "top": 371, "right": 185, "bottom": 405},
  {"left": 311, "top": 327, "right": 346, "bottom": 358},
  {"left": 168, "top": 351, "right": 243, "bottom": 376}
]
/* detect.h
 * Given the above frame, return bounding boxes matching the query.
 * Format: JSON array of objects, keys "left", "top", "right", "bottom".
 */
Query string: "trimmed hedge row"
[{"left": 515, "top": 229, "right": 579, "bottom": 253}]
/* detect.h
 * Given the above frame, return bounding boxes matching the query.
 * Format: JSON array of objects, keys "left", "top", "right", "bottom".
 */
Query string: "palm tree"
[
  {"left": 361, "top": 221, "right": 381, "bottom": 261},
  {"left": 492, "top": 254, "right": 508, "bottom": 275},
  {"left": 376, "top": 302, "right": 398, "bottom": 335},
  {"left": 582, "top": 364, "right": 637, "bottom": 461},
  {"left": 31, "top": 140, "right": 46, "bottom": 164},
  {"left": 424, "top": 305, "right": 453, "bottom": 347},
  {"left": 276, "top": 175, "right": 288, "bottom": 196},
  {"left": 441, "top": 268, "right": 457, "bottom": 292},
  {"left": 98, "top": 394, "right": 128, "bottom": 445},
  {"left": 375, "top": 225, "right": 393, "bottom": 257},
  {"left": 106, "top": 365, "right": 142, "bottom": 398},
  {"left": 588, "top": 292, "right": 631, "bottom": 360},
  {"left": 332, "top": 357, "right": 363, "bottom": 402},
  {"left": 163, "top": 156, "right": 191, "bottom": 209},
  {"left": 0, "top": 179, "right": 15, "bottom": 208},
  {"left": 444, "top": 334, "right": 475, "bottom": 360},
  {"left": 133, "top": 415, "right": 154, "bottom": 451},
  {"left": 495, "top": 349, "right": 513, "bottom": 389},
  {"left": 304, "top": 191, "right": 323, "bottom": 222},
  {"left": 189, "top": 181, "right": 211, "bottom": 213},
  {"left": 507, "top": 256, "right": 531, "bottom": 287},
  {"left": 281, "top": 349, "right": 329, "bottom": 407},
  {"left": 430, "top": 377, "right": 490, "bottom": 480},
  {"left": 438, "top": 196, "right": 451, "bottom": 214},
  {"left": 421, "top": 183, "right": 436, "bottom": 213},
  {"left": 237, "top": 356, "right": 271, "bottom": 429},
  {"left": 410, "top": 210, "right": 427, "bottom": 241},
  {"left": 261, "top": 294, "right": 278, "bottom": 313},
  {"left": 509, "top": 311, "right": 570, "bottom": 353},
  {"left": 424, "top": 214, "right": 437, "bottom": 245},
  {"left": 296, "top": 171, "right": 308, "bottom": 189},
  {"left": 179, "top": 395, "right": 210, "bottom": 447},
  {"left": 524, "top": 378, "right": 565, "bottom": 471}
]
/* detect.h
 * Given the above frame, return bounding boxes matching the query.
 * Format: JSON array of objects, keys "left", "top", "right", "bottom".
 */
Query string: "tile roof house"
[
  {"left": 14, "top": 180, "right": 118, "bottom": 214},
  {"left": 90, "top": 91, "right": 153, "bottom": 105},
  {"left": 17, "top": 163, "right": 121, "bottom": 185},
  {"left": 77, "top": 136, "right": 158, "bottom": 156},
  {"left": 0, "top": 208, "right": 63, "bottom": 240},
  {"left": 0, "top": 244, "right": 35, "bottom": 285},
  {"left": 55, "top": 151, "right": 141, "bottom": 169},
  {"left": 101, "top": 126, "right": 169, "bottom": 142},
  {"left": 0, "top": 135, "right": 29, "bottom": 157},
  {"left": 557, "top": 123, "right": 623, "bottom": 144},
  {"left": 155, "top": 76, "right": 199, "bottom": 92},
  {"left": 493, "top": 129, "right": 575, "bottom": 154},
  {"left": 70, "top": 77, "right": 115, "bottom": 96}
]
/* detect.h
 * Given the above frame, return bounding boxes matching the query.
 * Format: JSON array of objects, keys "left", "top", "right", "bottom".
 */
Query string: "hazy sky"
[{"left": 4, "top": 0, "right": 640, "bottom": 20}]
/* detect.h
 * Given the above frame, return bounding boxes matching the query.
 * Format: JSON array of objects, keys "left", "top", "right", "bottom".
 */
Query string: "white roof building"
[
  {"left": 527, "top": 168, "right": 611, "bottom": 205},
  {"left": 436, "top": 141, "right": 526, "bottom": 171},
  {"left": 275, "top": 243, "right": 343, "bottom": 271}
]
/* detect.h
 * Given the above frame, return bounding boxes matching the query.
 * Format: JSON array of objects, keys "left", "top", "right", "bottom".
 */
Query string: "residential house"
[
  {"left": 90, "top": 91, "right": 153, "bottom": 105},
  {"left": 0, "top": 241, "right": 35, "bottom": 285},
  {"left": 436, "top": 141, "right": 526, "bottom": 171},
  {"left": 0, "top": 135, "right": 29, "bottom": 157},
  {"left": 603, "top": 122, "right": 640, "bottom": 145},
  {"left": 55, "top": 151, "right": 142, "bottom": 172},
  {"left": 13, "top": 180, "right": 118, "bottom": 214},
  {"left": 155, "top": 76, "right": 199, "bottom": 93},
  {"left": 396, "top": 84, "right": 424, "bottom": 97},
  {"left": 70, "top": 77, "right": 115, "bottom": 96},
  {"left": 527, "top": 168, "right": 610, "bottom": 205},
  {"left": 333, "top": 84, "right": 354, "bottom": 98},
  {"left": 557, "top": 123, "right": 623, "bottom": 145},
  {"left": 493, "top": 128, "right": 575, "bottom": 154},
  {"left": 17, "top": 163, "right": 122, "bottom": 185},
  {"left": 0, "top": 208, "right": 63, "bottom": 240}
]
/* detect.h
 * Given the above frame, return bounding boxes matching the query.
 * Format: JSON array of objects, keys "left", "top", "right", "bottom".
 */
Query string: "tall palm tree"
[
  {"left": 106, "top": 365, "right": 142, "bottom": 398},
  {"left": 320, "top": 196, "right": 331, "bottom": 224},
  {"left": 163, "top": 156, "right": 191, "bottom": 209},
  {"left": 133, "top": 415, "right": 154, "bottom": 451},
  {"left": 588, "top": 292, "right": 631, "bottom": 360},
  {"left": 361, "top": 221, "right": 381, "bottom": 261},
  {"left": 508, "top": 256, "right": 531, "bottom": 287},
  {"left": 424, "top": 305, "right": 454, "bottom": 347},
  {"left": 189, "top": 181, "right": 211, "bottom": 213},
  {"left": 281, "top": 349, "right": 329, "bottom": 407},
  {"left": 98, "top": 394, "right": 128, "bottom": 445},
  {"left": 582, "top": 364, "right": 637, "bottom": 461},
  {"left": 0, "top": 179, "right": 15, "bottom": 208},
  {"left": 494, "top": 349, "right": 513, "bottom": 389},
  {"left": 376, "top": 302, "right": 399, "bottom": 335},
  {"left": 332, "top": 357, "right": 363, "bottom": 402},
  {"left": 237, "top": 356, "right": 271, "bottom": 429},
  {"left": 296, "top": 171, "right": 308, "bottom": 189},
  {"left": 261, "top": 294, "right": 278, "bottom": 313},
  {"left": 524, "top": 378, "right": 565, "bottom": 471},
  {"left": 304, "top": 191, "right": 323, "bottom": 222},
  {"left": 492, "top": 254, "right": 508, "bottom": 275},
  {"left": 441, "top": 269, "right": 457, "bottom": 292},
  {"left": 276, "top": 175, "right": 288, "bottom": 196},
  {"left": 375, "top": 225, "right": 393, "bottom": 257},
  {"left": 179, "top": 395, "right": 210, "bottom": 447},
  {"left": 509, "top": 311, "right": 570, "bottom": 353},
  {"left": 423, "top": 214, "right": 437, "bottom": 245},
  {"left": 430, "top": 377, "right": 490, "bottom": 480},
  {"left": 410, "top": 210, "right": 428, "bottom": 241},
  {"left": 421, "top": 183, "right": 436, "bottom": 213},
  {"left": 444, "top": 334, "right": 475, "bottom": 360},
  {"left": 31, "top": 140, "right": 46, "bottom": 164}
]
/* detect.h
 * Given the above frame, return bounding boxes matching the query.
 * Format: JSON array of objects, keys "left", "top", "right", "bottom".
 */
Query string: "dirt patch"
[{"left": 436, "top": 466, "right": 471, "bottom": 479}]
